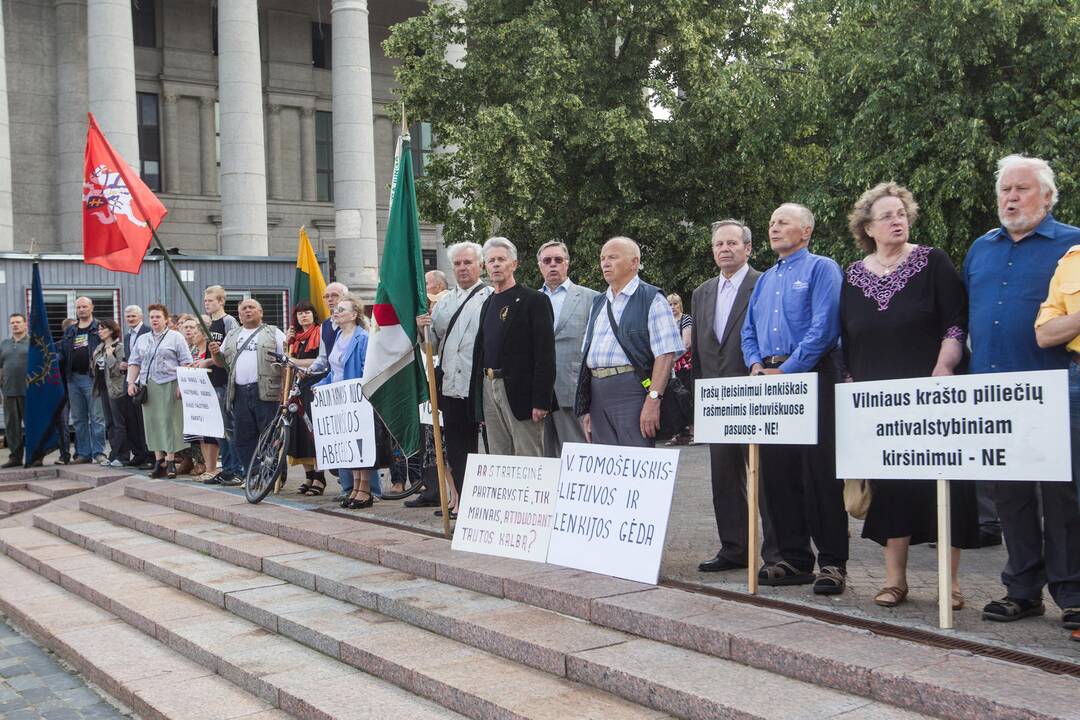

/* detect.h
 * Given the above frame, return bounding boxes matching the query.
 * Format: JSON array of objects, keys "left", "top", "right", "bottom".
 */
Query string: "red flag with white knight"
[{"left": 82, "top": 112, "right": 167, "bottom": 274}]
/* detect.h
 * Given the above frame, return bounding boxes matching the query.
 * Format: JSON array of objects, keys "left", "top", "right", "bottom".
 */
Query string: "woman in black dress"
[
  {"left": 285, "top": 301, "right": 326, "bottom": 495},
  {"left": 840, "top": 181, "right": 979, "bottom": 610}
]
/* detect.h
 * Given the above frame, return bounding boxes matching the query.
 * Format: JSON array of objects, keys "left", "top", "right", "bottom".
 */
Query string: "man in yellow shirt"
[{"left": 1034, "top": 244, "right": 1080, "bottom": 639}]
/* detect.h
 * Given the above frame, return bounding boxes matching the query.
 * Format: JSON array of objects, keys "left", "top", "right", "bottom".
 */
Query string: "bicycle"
[{"left": 244, "top": 353, "right": 311, "bottom": 504}]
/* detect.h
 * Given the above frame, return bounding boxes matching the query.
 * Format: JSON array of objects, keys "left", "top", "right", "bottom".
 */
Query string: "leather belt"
[
  {"left": 763, "top": 355, "right": 789, "bottom": 368},
  {"left": 484, "top": 368, "right": 504, "bottom": 379},
  {"left": 591, "top": 365, "right": 635, "bottom": 379}
]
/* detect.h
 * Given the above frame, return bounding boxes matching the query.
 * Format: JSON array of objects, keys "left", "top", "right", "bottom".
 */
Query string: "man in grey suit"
[
  {"left": 692, "top": 220, "right": 779, "bottom": 572},
  {"left": 538, "top": 241, "right": 599, "bottom": 456}
]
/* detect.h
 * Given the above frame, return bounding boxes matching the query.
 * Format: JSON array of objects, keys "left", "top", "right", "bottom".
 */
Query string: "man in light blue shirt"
[
  {"left": 538, "top": 241, "right": 599, "bottom": 455},
  {"left": 741, "top": 203, "right": 847, "bottom": 595}
]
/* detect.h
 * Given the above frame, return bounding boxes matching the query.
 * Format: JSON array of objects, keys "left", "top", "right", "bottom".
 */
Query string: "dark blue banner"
[{"left": 24, "top": 263, "right": 65, "bottom": 465}]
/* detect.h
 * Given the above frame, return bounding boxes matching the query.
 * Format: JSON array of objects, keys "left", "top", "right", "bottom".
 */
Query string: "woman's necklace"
[{"left": 872, "top": 251, "right": 906, "bottom": 274}]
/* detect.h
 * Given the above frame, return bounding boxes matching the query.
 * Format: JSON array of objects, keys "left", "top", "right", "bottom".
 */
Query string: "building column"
[
  {"left": 217, "top": 0, "right": 268, "bottom": 255},
  {"left": 163, "top": 93, "right": 180, "bottom": 193},
  {"left": 267, "top": 104, "right": 284, "bottom": 200},
  {"left": 433, "top": 0, "right": 467, "bottom": 261},
  {"left": 87, "top": 0, "right": 139, "bottom": 174},
  {"left": 331, "top": 0, "right": 378, "bottom": 297},
  {"left": 0, "top": 3, "right": 13, "bottom": 249},
  {"left": 300, "top": 107, "right": 317, "bottom": 202},
  {"left": 199, "top": 96, "right": 218, "bottom": 195},
  {"left": 55, "top": 0, "right": 88, "bottom": 251}
]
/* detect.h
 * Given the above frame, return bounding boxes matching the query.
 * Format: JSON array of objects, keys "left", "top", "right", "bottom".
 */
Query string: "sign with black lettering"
[
  {"left": 451, "top": 454, "right": 560, "bottom": 562},
  {"left": 835, "top": 370, "right": 1069, "bottom": 481},
  {"left": 694, "top": 373, "right": 818, "bottom": 444},
  {"left": 546, "top": 443, "right": 679, "bottom": 585},
  {"left": 310, "top": 378, "right": 376, "bottom": 470},
  {"left": 176, "top": 367, "right": 224, "bottom": 438}
]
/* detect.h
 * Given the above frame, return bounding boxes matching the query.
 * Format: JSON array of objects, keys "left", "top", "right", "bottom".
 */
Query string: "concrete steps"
[
  {"left": 0, "top": 489, "right": 51, "bottom": 514},
  {"left": 119, "top": 478, "right": 1080, "bottom": 720},
  {"left": 0, "top": 465, "right": 120, "bottom": 516}
]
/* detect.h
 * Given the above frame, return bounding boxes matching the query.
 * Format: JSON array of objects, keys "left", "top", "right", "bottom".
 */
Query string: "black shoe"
[
  {"left": 203, "top": 472, "right": 223, "bottom": 485},
  {"left": 433, "top": 508, "right": 458, "bottom": 519},
  {"left": 1, "top": 458, "right": 21, "bottom": 469},
  {"left": 54, "top": 456, "right": 71, "bottom": 465},
  {"left": 219, "top": 474, "right": 243, "bottom": 487},
  {"left": 166, "top": 461, "right": 177, "bottom": 479},
  {"left": 978, "top": 530, "right": 1003, "bottom": 547},
  {"left": 71, "top": 456, "right": 92, "bottom": 465},
  {"left": 404, "top": 496, "right": 438, "bottom": 508},
  {"left": 139, "top": 461, "right": 155, "bottom": 471},
  {"left": 981, "top": 596, "right": 1045, "bottom": 622},
  {"left": 1060, "top": 607, "right": 1080, "bottom": 629},
  {"left": 698, "top": 555, "right": 746, "bottom": 573},
  {"left": 123, "top": 459, "right": 142, "bottom": 467},
  {"left": 149, "top": 461, "right": 166, "bottom": 479},
  {"left": 28, "top": 459, "right": 42, "bottom": 468}
]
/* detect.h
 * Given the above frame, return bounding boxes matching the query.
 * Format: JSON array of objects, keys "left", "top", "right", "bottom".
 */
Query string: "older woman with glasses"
[{"left": 840, "top": 181, "right": 979, "bottom": 610}]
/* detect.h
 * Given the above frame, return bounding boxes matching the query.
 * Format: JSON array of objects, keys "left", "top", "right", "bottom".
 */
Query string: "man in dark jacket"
[
  {"left": 469, "top": 237, "right": 556, "bottom": 457},
  {"left": 59, "top": 297, "right": 104, "bottom": 463}
]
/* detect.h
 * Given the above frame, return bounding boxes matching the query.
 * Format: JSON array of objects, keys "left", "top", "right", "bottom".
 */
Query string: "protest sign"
[
  {"left": 694, "top": 373, "right": 819, "bottom": 444},
  {"left": 175, "top": 367, "right": 224, "bottom": 438},
  {"left": 452, "top": 454, "right": 560, "bottom": 562},
  {"left": 419, "top": 398, "right": 443, "bottom": 427},
  {"left": 546, "top": 442, "right": 679, "bottom": 585},
  {"left": 836, "top": 370, "right": 1069, "bottom": 482},
  {"left": 309, "top": 378, "right": 376, "bottom": 470}
]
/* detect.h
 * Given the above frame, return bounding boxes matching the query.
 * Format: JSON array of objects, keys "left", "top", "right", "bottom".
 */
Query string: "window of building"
[
  {"left": 136, "top": 92, "right": 162, "bottom": 191},
  {"left": 132, "top": 0, "right": 156, "bottom": 48},
  {"left": 25, "top": 289, "right": 120, "bottom": 341},
  {"left": 224, "top": 290, "right": 289, "bottom": 331},
  {"left": 422, "top": 249, "right": 438, "bottom": 273},
  {"left": 312, "top": 22, "right": 332, "bottom": 69},
  {"left": 316, "top": 111, "right": 333, "bottom": 202},
  {"left": 409, "top": 122, "right": 433, "bottom": 178}
]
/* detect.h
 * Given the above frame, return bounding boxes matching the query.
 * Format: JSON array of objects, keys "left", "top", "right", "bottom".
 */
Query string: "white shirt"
[
  {"left": 540, "top": 278, "right": 572, "bottom": 327},
  {"left": 714, "top": 263, "right": 750, "bottom": 342},
  {"left": 233, "top": 325, "right": 286, "bottom": 385}
]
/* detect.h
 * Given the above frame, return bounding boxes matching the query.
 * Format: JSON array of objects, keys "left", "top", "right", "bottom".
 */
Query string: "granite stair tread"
[
  {"left": 0, "top": 488, "right": 50, "bottom": 513},
  {"left": 26, "top": 477, "right": 94, "bottom": 498}
]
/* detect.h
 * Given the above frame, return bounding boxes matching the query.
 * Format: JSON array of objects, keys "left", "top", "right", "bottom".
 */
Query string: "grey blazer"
[
  {"left": 691, "top": 266, "right": 761, "bottom": 379},
  {"left": 548, "top": 280, "right": 600, "bottom": 408}
]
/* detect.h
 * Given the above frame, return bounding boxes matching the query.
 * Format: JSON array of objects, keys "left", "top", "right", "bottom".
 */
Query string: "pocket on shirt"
[{"left": 1061, "top": 281, "right": 1080, "bottom": 316}]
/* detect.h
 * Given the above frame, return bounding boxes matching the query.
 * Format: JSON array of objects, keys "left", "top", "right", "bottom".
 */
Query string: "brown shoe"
[{"left": 874, "top": 586, "right": 909, "bottom": 607}]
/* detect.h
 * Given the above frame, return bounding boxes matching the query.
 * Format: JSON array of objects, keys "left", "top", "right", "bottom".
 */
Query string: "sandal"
[
  {"left": 758, "top": 561, "right": 815, "bottom": 587},
  {"left": 813, "top": 565, "right": 847, "bottom": 595},
  {"left": 981, "top": 596, "right": 1045, "bottom": 623},
  {"left": 874, "top": 586, "right": 909, "bottom": 607},
  {"left": 166, "top": 460, "right": 177, "bottom": 479},
  {"left": 347, "top": 491, "right": 373, "bottom": 509},
  {"left": 304, "top": 478, "right": 326, "bottom": 496},
  {"left": 952, "top": 588, "right": 965, "bottom": 611}
]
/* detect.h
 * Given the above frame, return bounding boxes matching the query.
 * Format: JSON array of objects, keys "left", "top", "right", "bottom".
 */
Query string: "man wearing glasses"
[{"left": 537, "top": 241, "right": 599, "bottom": 456}]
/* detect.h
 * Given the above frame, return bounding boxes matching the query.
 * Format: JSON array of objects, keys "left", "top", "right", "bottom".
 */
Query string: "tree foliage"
[{"left": 386, "top": 0, "right": 1080, "bottom": 299}]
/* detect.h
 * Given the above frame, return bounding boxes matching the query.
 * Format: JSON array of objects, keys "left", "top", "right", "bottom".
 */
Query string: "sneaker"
[
  {"left": 219, "top": 474, "right": 243, "bottom": 487},
  {"left": 93, "top": 454, "right": 108, "bottom": 464},
  {"left": 108, "top": 459, "right": 124, "bottom": 467}
]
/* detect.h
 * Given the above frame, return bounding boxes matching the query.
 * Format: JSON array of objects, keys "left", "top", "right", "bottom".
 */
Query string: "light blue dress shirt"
[{"left": 541, "top": 278, "right": 571, "bottom": 327}]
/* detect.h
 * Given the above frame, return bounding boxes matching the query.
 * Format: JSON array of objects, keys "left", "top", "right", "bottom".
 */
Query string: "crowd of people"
[{"left": 0, "top": 153, "right": 1077, "bottom": 641}]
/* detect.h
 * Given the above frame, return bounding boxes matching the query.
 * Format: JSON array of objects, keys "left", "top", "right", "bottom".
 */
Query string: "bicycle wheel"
[
  {"left": 245, "top": 412, "right": 289, "bottom": 504},
  {"left": 379, "top": 464, "right": 434, "bottom": 501}
]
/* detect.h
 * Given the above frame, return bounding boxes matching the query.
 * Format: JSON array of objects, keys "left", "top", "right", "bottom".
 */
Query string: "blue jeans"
[
  {"left": 67, "top": 373, "right": 105, "bottom": 458},
  {"left": 1070, "top": 364, "right": 1080, "bottom": 512},
  {"left": 232, "top": 383, "right": 279, "bottom": 474}
]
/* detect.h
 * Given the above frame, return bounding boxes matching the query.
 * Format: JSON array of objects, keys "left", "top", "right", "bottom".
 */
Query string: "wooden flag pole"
[
  {"left": 937, "top": 479, "right": 954, "bottom": 629},
  {"left": 747, "top": 443, "right": 761, "bottom": 594},
  {"left": 423, "top": 328, "right": 452, "bottom": 538}
]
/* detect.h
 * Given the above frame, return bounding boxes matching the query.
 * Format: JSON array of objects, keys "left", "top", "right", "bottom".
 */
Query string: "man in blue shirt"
[
  {"left": 741, "top": 203, "right": 848, "bottom": 595},
  {"left": 964, "top": 154, "right": 1080, "bottom": 630}
]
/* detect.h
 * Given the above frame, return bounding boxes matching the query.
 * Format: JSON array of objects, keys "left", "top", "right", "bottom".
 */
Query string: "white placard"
[
  {"left": 836, "top": 370, "right": 1070, "bottom": 481},
  {"left": 694, "top": 373, "right": 818, "bottom": 445},
  {"left": 309, "top": 378, "right": 377, "bottom": 470},
  {"left": 419, "top": 399, "right": 444, "bottom": 427},
  {"left": 175, "top": 367, "right": 224, "bottom": 438},
  {"left": 452, "top": 454, "right": 560, "bottom": 562},
  {"left": 546, "top": 443, "right": 679, "bottom": 585}
]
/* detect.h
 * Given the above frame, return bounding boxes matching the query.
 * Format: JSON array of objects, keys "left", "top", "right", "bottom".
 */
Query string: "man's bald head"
[
  {"left": 75, "top": 296, "right": 94, "bottom": 322},
  {"left": 600, "top": 236, "right": 642, "bottom": 291}
]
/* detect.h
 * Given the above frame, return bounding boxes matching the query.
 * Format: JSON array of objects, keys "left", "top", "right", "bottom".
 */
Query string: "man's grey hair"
[
  {"left": 425, "top": 269, "right": 448, "bottom": 289},
  {"left": 325, "top": 281, "right": 349, "bottom": 295},
  {"left": 605, "top": 236, "right": 641, "bottom": 260},
  {"left": 536, "top": 240, "right": 569, "bottom": 261},
  {"left": 996, "top": 154, "right": 1058, "bottom": 208},
  {"left": 711, "top": 219, "right": 752, "bottom": 246},
  {"left": 779, "top": 203, "right": 815, "bottom": 233},
  {"left": 239, "top": 298, "right": 263, "bottom": 311},
  {"left": 483, "top": 236, "right": 518, "bottom": 261},
  {"left": 124, "top": 305, "right": 143, "bottom": 317},
  {"left": 446, "top": 241, "right": 483, "bottom": 264}
]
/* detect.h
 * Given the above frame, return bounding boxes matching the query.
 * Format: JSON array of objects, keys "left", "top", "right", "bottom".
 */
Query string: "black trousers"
[
  {"left": 421, "top": 394, "right": 478, "bottom": 500},
  {"left": 111, "top": 394, "right": 149, "bottom": 463},
  {"left": 709, "top": 442, "right": 782, "bottom": 565},
  {"left": 759, "top": 361, "right": 848, "bottom": 571}
]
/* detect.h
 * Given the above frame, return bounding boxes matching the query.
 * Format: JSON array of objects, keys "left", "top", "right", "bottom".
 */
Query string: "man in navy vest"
[{"left": 575, "top": 236, "right": 683, "bottom": 447}]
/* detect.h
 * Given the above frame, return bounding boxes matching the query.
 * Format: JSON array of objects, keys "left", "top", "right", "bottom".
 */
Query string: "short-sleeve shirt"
[
  {"left": 233, "top": 326, "right": 286, "bottom": 385},
  {"left": 1034, "top": 244, "right": 1080, "bottom": 353},
  {"left": 207, "top": 315, "right": 238, "bottom": 387},
  {"left": 0, "top": 336, "right": 29, "bottom": 396}
]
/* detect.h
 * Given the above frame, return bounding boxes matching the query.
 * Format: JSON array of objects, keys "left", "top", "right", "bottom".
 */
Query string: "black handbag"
[
  {"left": 132, "top": 332, "right": 167, "bottom": 405},
  {"left": 604, "top": 300, "right": 693, "bottom": 438}
]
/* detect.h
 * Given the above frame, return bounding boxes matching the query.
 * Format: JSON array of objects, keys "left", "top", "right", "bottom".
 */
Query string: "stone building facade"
[{"left": 0, "top": 0, "right": 441, "bottom": 320}]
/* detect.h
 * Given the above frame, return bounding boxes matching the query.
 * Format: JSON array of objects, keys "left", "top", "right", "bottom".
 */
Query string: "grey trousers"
[
  {"left": 544, "top": 407, "right": 586, "bottom": 457},
  {"left": 709, "top": 442, "right": 782, "bottom": 566},
  {"left": 3, "top": 395, "right": 24, "bottom": 461},
  {"left": 588, "top": 372, "right": 652, "bottom": 448},
  {"left": 482, "top": 377, "right": 544, "bottom": 457}
]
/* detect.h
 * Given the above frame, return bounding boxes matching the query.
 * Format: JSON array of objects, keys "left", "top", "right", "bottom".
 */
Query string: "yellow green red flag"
[{"left": 293, "top": 226, "right": 330, "bottom": 322}]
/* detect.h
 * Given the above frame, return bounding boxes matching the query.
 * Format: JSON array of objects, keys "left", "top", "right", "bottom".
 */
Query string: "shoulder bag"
[
  {"left": 433, "top": 284, "right": 485, "bottom": 395},
  {"left": 132, "top": 332, "right": 168, "bottom": 405}
]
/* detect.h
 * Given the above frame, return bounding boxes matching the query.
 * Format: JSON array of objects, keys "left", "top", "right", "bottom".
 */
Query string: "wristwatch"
[{"left": 648, "top": 390, "right": 662, "bottom": 400}]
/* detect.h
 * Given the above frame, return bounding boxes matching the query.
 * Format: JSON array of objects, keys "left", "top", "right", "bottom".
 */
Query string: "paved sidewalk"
[
  {"left": 0, "top": 614, "right": 129, "bottom": 720},
  {"left": 44, "top": 444, "right": 1080, "bottom": 665}
]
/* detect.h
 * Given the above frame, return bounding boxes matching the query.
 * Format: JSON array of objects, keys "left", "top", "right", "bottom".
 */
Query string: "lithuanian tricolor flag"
[{"left": 293, "top": 227, "right": 330, "bottom": 322}]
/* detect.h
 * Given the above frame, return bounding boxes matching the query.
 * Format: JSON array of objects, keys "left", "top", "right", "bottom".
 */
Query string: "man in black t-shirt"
[
  {"left": 468, "top": 237, "right": 556, "bottom": 457},
  {"left": 202, "top": 285, "right": 240, "bottom": 483},
  {"left": 59, "top": 297, "right": 105, "bottom": 463}
]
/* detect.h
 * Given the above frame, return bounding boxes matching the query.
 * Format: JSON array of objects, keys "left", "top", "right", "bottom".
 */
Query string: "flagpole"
[{"left": 422, "top": 327, "right": 453, "bottom": 538}]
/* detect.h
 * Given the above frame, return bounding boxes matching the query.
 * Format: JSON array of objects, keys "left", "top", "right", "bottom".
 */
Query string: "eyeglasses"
[
  {"left": 540, "top": 257, "right": 566, "bottom": 265},
  {"left": 871, "top": 209, "right": 908, "bottom": 223},
  {"left": 332, "top": 306, "right": 352, "bottom": 314}
]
